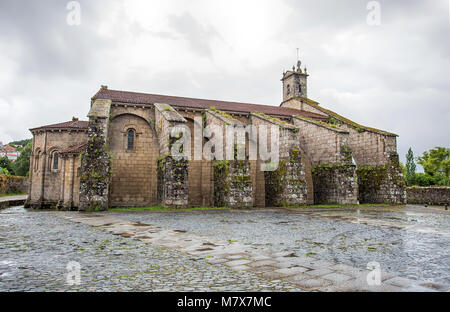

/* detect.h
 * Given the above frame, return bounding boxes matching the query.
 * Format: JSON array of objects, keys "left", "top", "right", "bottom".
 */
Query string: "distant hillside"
[{"left": 8, "top": 139, "right": 31, "bottom": 147}]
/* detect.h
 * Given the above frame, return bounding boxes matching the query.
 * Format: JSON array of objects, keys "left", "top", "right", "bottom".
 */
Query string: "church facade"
[{"left": 26, "top": 64, "right": 406, "bottom": 210}]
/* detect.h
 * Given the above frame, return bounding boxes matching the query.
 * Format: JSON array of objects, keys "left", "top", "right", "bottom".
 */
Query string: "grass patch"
[
  {"left": 109, "top": 206, "right": 231, "bottom": 212},
  {"left": 0, "top": 192, "right": 26, "bottom": 198}
]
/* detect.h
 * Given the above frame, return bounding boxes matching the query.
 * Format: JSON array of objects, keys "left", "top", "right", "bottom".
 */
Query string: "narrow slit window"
[
  {"left": 52, "top": 152, "right": 59, "bottom": 169},
  {"left": 35, "top": 153, "right": 40, "bottom": 170},
  {"left": 127, "top": 129, "right": 135, "bottom": 150}
]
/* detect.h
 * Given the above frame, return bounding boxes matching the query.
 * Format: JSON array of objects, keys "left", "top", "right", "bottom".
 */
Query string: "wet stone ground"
[
  {"left": 0, "top": 205, "right": 449, "bottom": 291},
  {"left": 0, "top": 207, "right": 300, "bottom": 292},
  {"left": 103, "top": 206, "right": 450, "bottom": 286}
]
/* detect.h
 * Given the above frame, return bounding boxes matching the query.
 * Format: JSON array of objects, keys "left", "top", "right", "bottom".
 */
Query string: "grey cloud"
[
  {"left": 167, "top": 12, "right": 221, "bottom": 57},
  {"left": 0, "top": 0, "right": 113, "bottom": 79},
  {"left": 0, "top": 0, "right": 448, "bottom": 170}
]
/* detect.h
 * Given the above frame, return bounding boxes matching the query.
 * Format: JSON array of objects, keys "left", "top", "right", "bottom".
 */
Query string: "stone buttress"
[
  {"left": 250, "top": 113, "right": 313, "bottom": 206},
  {"left": 154, "top": 103, "right": 189, "bottom": 208},
  {"left": 79, "top": 99, "right": 112, "bottom": 211}
]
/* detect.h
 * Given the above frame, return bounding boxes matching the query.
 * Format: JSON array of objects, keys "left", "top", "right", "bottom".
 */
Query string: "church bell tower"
[{"left": 281, "top": 60, "right": 308, "bottom": 102}]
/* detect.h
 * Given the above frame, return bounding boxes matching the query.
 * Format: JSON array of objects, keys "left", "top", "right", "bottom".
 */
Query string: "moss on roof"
[
  {"left": 294, "top": 115, "right": 347, "bottom": 132},
  {"left": 293, "top": 97, "right": 398, "bottom": 137},
  {"left": 208, "top": 106, "right": 242, "bottom": 125},
  {"left": 251, "top": 111, "right": 296, "bottom": 129}
]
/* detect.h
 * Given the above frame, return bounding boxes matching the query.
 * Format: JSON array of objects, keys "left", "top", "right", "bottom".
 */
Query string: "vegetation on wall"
[
  {"left": 212, "top": 160, "right": 230, "bottom": 207},
  {"left": 79, "top": 120, "right": 111, "bottom": 211},
  {"left": 264, "top": 148, "right": 306, "bottom": 207},
  {"left": 157, "top": 155, "right": 189, "bottom": 206},
  {"left": 213, "top": 160, "right": 251, "bottom": 207}
]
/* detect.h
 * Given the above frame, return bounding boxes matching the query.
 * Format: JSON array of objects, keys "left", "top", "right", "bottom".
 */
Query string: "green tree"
[
  {"left": 405, "top": 147, "right": 416, "bottom": 186},
  {"left": 12, "top": 141, "right": 32, "bottom": 176},
  {"left": 0, "top": 156, "right": 14, "bottom": 175},
  {"left": 414, "top": 173, "right": 435, "bottom": 186},
  {"left": 417, "top": 147, "right": 450, "bottom": 177}
]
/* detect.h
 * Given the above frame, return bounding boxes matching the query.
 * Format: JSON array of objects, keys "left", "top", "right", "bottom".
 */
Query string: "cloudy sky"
[{"left": 0, "top": 0, "right": 448, "bottom": 168}]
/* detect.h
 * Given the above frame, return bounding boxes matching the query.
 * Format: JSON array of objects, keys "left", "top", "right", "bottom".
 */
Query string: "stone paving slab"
[{"left": 62, "top": 212, "right": 446, "bottom": 292}]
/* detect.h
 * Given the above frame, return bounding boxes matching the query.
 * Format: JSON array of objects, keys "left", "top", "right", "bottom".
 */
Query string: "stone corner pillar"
[
  {"left": 79, "top": 99, "right": 112, "bottom": 211},
  {"left": 157, "top": 156, "right": 189, "bottom": 208}
]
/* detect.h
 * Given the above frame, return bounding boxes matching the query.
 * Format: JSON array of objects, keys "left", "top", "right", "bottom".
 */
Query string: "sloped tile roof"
[
  {"left": 30, "top": 120, "right": 88, "bottom": 132},
  {"left": 60, "top": 143, "right": 87, "bottom": 155},
  {"left": 92, "top": 88, "right": 328, "bottom": 119},
  {"left": 0, "top": 145, "right": 17, "bottom": 153}
]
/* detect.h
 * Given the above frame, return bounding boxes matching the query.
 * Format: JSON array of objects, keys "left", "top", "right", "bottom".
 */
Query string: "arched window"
[
  {"left": 287, "top": 84, "right": 291, "bottom": 95},
  {"left": 298, "top": 84, "right": 302, "bottom": 93},
  {"left": 127, "top": 129, "right": 135, "bottom": 150},
  {"left": 52, "top": 152, "right": 59, "bottom": 170}
]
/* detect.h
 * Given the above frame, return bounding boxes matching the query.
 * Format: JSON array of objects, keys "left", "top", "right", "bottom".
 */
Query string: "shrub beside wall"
[
  {"left": 0, "top": 174, "right": 29, "bottom": 194},
  {"left": 406, "top": 186, "right": 450, "bottom": 205}
]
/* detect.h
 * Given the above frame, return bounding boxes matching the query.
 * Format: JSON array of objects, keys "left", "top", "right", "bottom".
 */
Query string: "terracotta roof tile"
[
  {"left": 1, "top": 145, "right": 17, "bottom": 153},
  {"left": 60, "top": 143, "right": 87, "bottom": 154},
  {"left": 92, "top": 88, "right": 328, "bottom": 120},
  {"left": 30, "top": 120, "right": 88, "bottom": 132}
]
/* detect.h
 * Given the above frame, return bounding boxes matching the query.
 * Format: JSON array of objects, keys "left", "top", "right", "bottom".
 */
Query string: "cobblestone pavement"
[
  {"left": 0, "top": 207, "right": 301, "bottom": 292},
  {"left": 102, "top": 206, "right": 450, "bottom": 287},
  {"left": 1, "top": 205, "right": 449, "bottom": 292},
  {"left": 62, "top": 207, "right": 448, "bottom": 292}
]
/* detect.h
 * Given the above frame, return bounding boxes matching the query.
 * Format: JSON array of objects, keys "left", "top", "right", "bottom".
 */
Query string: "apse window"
[
  {"left": 127, "top": 129, "right": 135, "bottom": 150},
  {"left": 52, "top": 152, "right": 59, "bottom": 170}
]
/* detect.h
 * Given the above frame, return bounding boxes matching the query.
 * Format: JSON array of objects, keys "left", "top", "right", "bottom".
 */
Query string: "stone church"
[{"left": 26, "top": 63, "right": 406, "bottom": 210}]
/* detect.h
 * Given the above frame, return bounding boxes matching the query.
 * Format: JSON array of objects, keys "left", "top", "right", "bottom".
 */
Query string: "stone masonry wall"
[
  {"left": 250, "top": 113, "right": 313, "bottom": 206},
  {"left": 292, "top": 116, "right": 358, "bottom": 204},
  {"left": 0, "top": 174, "right": 29, "bottom": 194},
  {"left": 154, "top": 103, "right": 189, "bottom": 208},
  {"left": 357, "top": 153, "right": 406, "bottom": 204},
  {"left": 340, "top": 123, "right": 397, "bottom": 167},
  {"left": 312, "top": 164, "right": 358, "bottom": 204},
  {"left": 157, "top": 156, "right": 189, "bottom": 208},
  {"left": 213, "top": 160, "right": 253, "bottom": 208},
  {"left": 406, "top": 187, "right": 450, "bottom": 205},
  {"left": 264, "top": 149, "right": 310, "bottom": 206},
  {"left": 108, "top": 109, "right": 159, "bottom": 207},
  {"left": 205, "top": 109, "right": 253, "bottom": 208},
  {"left": 28, "top": 129, "right": 87, "bottom": 208},
  {"left": 292, "top": 116, "right": 350, "bottom": 164},
  {"left": 79, "top": 99, "right": 111, "bottom": 211}
]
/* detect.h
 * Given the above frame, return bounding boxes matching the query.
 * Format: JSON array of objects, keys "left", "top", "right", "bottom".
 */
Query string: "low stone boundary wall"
[
  {"left": 0, "top": 174, "right": 29, "bottom": 194},
  {"left": 0, "top": 198, "right": 27, "bottom": 209},
  {"left": 406, "top": 186, "right": 450, "bottom": 205}
]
